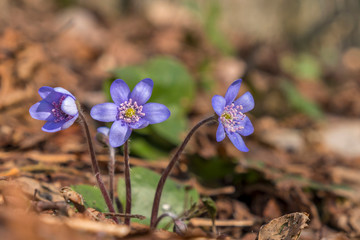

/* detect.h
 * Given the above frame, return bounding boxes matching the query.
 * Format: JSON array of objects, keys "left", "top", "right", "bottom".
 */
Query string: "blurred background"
[{"left": 1, "top": 0, "right": 360, "bottom": 239}]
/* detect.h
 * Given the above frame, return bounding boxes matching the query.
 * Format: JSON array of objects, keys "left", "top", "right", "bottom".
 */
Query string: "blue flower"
[
  {"left": 29, "top": 87, "right": 79, "bottom": 132},
  {"left": 91, "top": 78, "right": 171, "bottom": 147},
  {"left": 212, "top": 79, "right": 254, "bottom": 152}
]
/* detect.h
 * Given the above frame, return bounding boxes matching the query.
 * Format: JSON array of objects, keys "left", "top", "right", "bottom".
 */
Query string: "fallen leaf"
[{"left": 258, "top": 212, "right": 310, "bottom": 240}]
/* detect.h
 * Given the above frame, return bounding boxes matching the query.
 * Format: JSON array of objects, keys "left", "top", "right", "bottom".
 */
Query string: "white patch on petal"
[{"left": 61, "top": 96, "right": 78, "bottom": 116}]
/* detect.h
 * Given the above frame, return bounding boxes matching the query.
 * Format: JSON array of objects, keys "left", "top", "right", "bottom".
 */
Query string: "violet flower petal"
[
  {"left": 42, "top": 121, "right": 65, "bottom": 133},
  {"left": 61, "top": 113, "right": 79, "bottom": 130},
  {"left": 43, "top": 91, "right": 63, "bottom": 104},
  {"left": 54, "top": 87, "right": 76, "bottom": 99},
  {"left": 142, "top": 102, "right": 170, "bottom": 124},
  {"left": 128, "top": 118, "right": 149, "bottom": 129},
  {"left": 109, "top": 121, "right": 132, "bottom": 147},
  {"left": 238, "top": 116, "right": 254, "bottom": 136},
  {"left": 110, "top": 79, "right": 130, "bottom": 105},
  {"left": 38, "top": 86, "right": 54, "bottom": 99},
  {"left": 61, "top": 96, "right": 78, "bottom": 116},
  {"left": 90, "top": 103, "right": 118, "bottom": 122},
  {"left": 212, "top": 95, "right": 226, "bottom": 116},
  {"left": 130, "top": 78, "right": 153, "bottom": 105},
  {"left": 234, "top": 92, "right": 254, "bottom": 113},
  {"left": 224, "top": 79, "right": 242, "bottom": 105},
  {"left": 29, "top": 100, "right": 53, "bottom": 120},
  {"left": 216, "top": 122, "right": 226, "bottom": 142},
  {"left": 226, "top": 131, "right": 249, "bottom": 152}
]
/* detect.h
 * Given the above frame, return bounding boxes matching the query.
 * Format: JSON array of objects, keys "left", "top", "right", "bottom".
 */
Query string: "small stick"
[
  {"left": 104, "top": 212, "right": 146, "bottom": 220},
  {"left": 189, "top": 218, "right": 256, "bottom": 227},
  {"left": 32, "top": 200, "right": 70, "bottom": 216}
]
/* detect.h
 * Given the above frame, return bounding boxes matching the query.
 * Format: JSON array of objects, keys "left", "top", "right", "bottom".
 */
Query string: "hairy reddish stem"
[
  {"left": 77, "top": 110, "right": 118, "bottom": 223},
  {"left": 124, "top": 140, "right": 131, "bottom": 225},
  {"left": 150, "top": 115, "right": 216, "bottom": 229},
  {"left": 108, "top": 145, "right": 116, "bottom": 204}
]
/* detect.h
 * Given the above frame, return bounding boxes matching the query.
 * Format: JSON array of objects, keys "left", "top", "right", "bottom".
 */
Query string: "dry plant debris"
[
  {"left": 1, "top": 0, "right": 360, "bottom": 239},
  {"left": 258, "top": 212, "right": 310, "bottom": 240}
]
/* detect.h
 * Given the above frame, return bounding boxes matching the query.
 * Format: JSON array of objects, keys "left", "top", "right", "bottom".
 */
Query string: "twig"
[
  {"left": 189, "top": 218, "right": 256, "bottom": 227},
  {"left": 104, "top": 212, "right": 146, "bottom": 220},
  {"left": 32, "top": 200, "right": 70, "bottom": 216}
]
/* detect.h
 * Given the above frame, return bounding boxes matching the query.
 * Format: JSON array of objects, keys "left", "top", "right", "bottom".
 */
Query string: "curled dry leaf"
[
  {"left": 60, "top": 187, "right": 85, "bottom": 213},
  {"left": 60, "top": 187, "right": 84, "bottom": 206},
  {"left": 59, "top": 187, "right": 117, "bottom": 224},
  {"left": 258, "top": 212, "right": 310, "bottom": 240}
]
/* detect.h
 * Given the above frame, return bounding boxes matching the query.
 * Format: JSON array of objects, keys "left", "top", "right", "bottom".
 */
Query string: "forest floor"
[{"left": 1, "top": 1, "right": 360, "bottom": 239}]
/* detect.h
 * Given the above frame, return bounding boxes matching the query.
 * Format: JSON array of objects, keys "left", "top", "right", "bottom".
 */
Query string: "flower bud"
[{"left": 173, "top": 219, "right": 187, "bottom": 236}]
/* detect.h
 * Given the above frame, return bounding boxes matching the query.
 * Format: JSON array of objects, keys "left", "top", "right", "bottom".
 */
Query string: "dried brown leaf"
[
  {"left": 60, "top": 186, "right": 86, "bottom": 213},
  {"left": 258, "top": 212, "right": 310, "bottom": 240}
]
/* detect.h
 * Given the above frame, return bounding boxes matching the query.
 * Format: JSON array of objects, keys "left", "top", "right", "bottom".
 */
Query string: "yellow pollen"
[
  {"left": 125, "top": 108, "right": 136, "bottom": 118},
  {"left": 222, "top": 112, "right": 232, "bottom": 120}
]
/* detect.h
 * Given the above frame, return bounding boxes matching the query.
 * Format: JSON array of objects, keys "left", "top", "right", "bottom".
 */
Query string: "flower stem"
[
  {"left": 77, "top": 110, "right": 118, "bottom": 224},
  {"left": 124, "top": 140, "right": 131, "bottom": 225},
  {"left": 108, "top": 145, "right": 116, "bottom": 204},
  {"left": 154, "top": 212, "right": 177, "bottom": 228},
  {"left": 153, "top": 212, "right": 177, "bottom": 229},
  {"left": 150, "top": 115, "right": 216, "bottom": 229}
]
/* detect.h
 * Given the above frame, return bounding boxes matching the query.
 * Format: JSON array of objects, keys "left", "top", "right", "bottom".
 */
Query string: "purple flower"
[
  {"left": 212, "top": 79, "right": 254, "bottom": 152},
  {"left": 91, "top": 78, "right": 171, "bottom": 147},
  {"left": 29, "top": 87, "right": 79, "bottom": 132}
]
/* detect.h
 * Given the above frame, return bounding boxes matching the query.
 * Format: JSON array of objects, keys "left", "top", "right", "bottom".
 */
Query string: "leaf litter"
[{"left": 1, "top": 0, "right": 360, "bottom": 239}]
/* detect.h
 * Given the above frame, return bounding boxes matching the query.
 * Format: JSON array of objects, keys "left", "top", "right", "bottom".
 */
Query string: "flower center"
[
  {"left": 222, "top": 112, "right": 232, "bottom": 120},
  {"left": 125, "top": 108, "right": 136, "bottom": 118},
  {"left": 220, "top": 103, "right": 245, "bottom": 133},
  {"left": 51, "top": 95, "right": 74, "bottom": 123},
  {"left": 117, "top": 98, "right": 145, "bottom": 123}
]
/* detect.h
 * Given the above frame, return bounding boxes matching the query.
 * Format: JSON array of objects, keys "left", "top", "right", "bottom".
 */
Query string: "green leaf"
[
  {"left": 130, "top": 137, "right": 168, "bottom": 160},
  {"left": 117, "top": 167, "right": 199, "bottom": 229},
  {"left": 280, "top": 80, "right": 323, "bottom": 120},
  {"left": 201, "top": 197, "right": 217, "bottom": 221},
  {"left": 151, "top": 105, "right": 187, "bottom": 144},
  {"left": 144, "top": 57, "right": 195, "bottom": 109},
  {"left": 71, "top": 184, "right": 108, "bottom": 212},
  {"left": 111, "top": 57, "right": 195, "bottom": 109}
]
